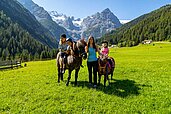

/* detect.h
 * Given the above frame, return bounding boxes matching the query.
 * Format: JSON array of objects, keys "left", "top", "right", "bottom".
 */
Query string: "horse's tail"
[
  {"left": 109, "top": 57, "right": 115, "bottom": 68},
  {"left": 56, "top": 53, "right": 59, "bottom": 67},
  {"left": 56, "top": 52, "right": 64, "bottom": 68}
]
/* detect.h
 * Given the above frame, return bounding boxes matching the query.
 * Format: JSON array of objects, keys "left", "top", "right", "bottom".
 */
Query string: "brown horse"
[
  {"left": 98, "top": 55, "right": 115, "bottom": 87},
  {"left": 56, "top": 39, "right": 87, "bottom": 86}
]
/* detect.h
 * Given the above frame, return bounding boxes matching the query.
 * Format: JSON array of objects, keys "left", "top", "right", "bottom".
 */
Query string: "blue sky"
[{"left": 32, "top": 0, "right": 171, "bottom": 20}]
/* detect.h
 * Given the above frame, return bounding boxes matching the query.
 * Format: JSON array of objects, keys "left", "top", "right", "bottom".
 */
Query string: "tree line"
[
  {"left": 98, "top": 5, "right": 171, "bottom": 47},
  {"left": 0, "top": 11, "right": 58, "bottom": 61}
]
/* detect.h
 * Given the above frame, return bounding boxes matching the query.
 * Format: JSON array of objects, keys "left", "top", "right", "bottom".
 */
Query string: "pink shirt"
[{"left": 101, "top": 47, "right": 109, "bottom": 56}]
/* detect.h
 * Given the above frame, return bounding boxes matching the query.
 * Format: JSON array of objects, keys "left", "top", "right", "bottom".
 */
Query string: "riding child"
[
  {"left": 58, "top": 34, "right": 68, "bottom": 73},
  {"left": 66, "top": 38, "right": 76, "bottom": 55},
  {"left": 101, "top": 41, "right": 114, "bottom": 68}
]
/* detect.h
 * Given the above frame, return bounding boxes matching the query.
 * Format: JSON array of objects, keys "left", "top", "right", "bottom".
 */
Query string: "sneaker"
[
  {"left": 93, "top": 85, "right": 97, "bottom": 88},
  {"left": 62, "top": 69, "right": 65, "bottom": 74}
]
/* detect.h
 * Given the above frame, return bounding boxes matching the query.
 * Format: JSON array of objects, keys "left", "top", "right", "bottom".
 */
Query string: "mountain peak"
[
  {"left": 102, "top": 8, "right": 112, "bottom": 13},
  {"left": 81, "top": 8, "right": 122, "bottom": 39}
]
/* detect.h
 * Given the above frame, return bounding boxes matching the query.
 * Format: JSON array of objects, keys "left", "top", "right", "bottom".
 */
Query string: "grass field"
[{"left": 0, "top": 42, "right": 171, "bottom": 113}]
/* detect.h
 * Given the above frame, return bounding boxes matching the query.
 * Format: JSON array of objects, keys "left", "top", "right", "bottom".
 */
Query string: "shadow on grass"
[{"left": 71, "top": 79, "right": 151, "bottom": 98}]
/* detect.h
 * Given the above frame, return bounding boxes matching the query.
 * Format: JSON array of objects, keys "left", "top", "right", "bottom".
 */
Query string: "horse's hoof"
[{"left": 66, "top": 82, "right": 69, "bottom": 86}]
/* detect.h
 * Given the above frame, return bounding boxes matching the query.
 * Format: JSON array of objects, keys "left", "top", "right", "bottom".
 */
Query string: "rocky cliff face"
[
  {"left": 50, "top": 8, "right": 121, "bottom": 40},
  {"left": 49, "top": 11, "right": 82, "bottom": 40},
  {"left": 81, "top": 8, "right": 122, "bottom": 39},
  {"left": 17, "top": 0, "right": 68, "bottom": 41},
  {"left": 18, "top": 0, "right": 122, "bottom": 40}
]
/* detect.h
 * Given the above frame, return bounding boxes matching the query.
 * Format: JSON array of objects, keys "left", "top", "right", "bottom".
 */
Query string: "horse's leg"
[
  {"left": 75, "top": 68, "right": 80, "bottom": 86},
  {"left": 98, "top": 74, "right": 101, "bottom": 86},
  {"left": 111, "top": 69, "right": 114, "bottom": 80},
  {"left": 107, "top": 69, "right": 110, "bottom": 86},
  {"left": 111, "top": 59, "right": 115, "bottom": 80},
  {"left": 111, "top": 71, "right": 113, "bottom": 80},
  {"left": 61, "top": 73, "right": 64, "bottom": 81},
  {"left": 58, "top": 67, "right": 61, "bottom": 83},
  {"left": 104, "top": 74, "right": 107, "bottom": 87},
  {"left": 104, "top": 66, "right": 109, "bottom": 87},
  {"left": 66, "top": 70, "right": 72, "bottom": 86}
]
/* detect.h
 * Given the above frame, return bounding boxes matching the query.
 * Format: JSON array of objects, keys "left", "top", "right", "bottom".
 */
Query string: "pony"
[
  {"left": 56, "top": 39, "right": 87, "bottom": 86},
  {"left": 98, "top": 55, "right": 115, "bottom": 87}
]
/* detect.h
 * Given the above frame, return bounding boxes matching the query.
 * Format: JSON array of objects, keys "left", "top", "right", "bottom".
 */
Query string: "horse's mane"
[{"left": 76, "top": 39, "right": 87, "bottom": 48}]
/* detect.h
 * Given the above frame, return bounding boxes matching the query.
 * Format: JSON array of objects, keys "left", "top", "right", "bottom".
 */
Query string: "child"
[
  {"left": 58, "top": 34, "right": 68, "bottom": 73},
  {"left": 101, "top": 41, "right": 109, "bottom": 57},
  {"left": 101, "top": 40, "right": 114, "bottom": 68},
  {"left": 66, "top": 38, "right": 75, "bottom": 55}
]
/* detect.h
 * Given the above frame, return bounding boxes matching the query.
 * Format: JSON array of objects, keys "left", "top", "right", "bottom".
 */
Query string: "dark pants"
[{"left": 87, "top": 60, "right": 98, "bottom": 85}]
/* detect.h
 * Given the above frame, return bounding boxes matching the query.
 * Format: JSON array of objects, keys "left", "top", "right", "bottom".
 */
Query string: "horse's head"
[
  {"left": 76, "top": 39, "right": 87, "bottom": 60},
  {"left": 98, "top": 55, "right": 108, "bottom": 67}
]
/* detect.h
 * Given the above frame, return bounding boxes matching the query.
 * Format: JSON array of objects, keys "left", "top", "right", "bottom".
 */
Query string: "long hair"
[{"left": 87, "top": 36, "right": 97, "bottom": 51}]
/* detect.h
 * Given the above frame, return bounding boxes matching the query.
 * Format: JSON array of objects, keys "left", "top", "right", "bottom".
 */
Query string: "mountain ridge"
[
  {"left": 17, "top": 0, "right": 68, "bottom": 41},
  {"left": 50, "top": 8, "right": 122, "bottom": 39},
  {"left": 98, "top": 4, "right": 171, "bottom": 46},
  {"left": 0, "top": 0, "right": 57, "bottom": 48}
]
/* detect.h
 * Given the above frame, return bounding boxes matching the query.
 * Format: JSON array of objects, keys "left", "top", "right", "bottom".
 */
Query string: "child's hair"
[
  {"left": 102, "top": 40, "right": 108, "bottom": 48},
  {"left": 61, "top": 34, "right": 66, "bottom": 38}
]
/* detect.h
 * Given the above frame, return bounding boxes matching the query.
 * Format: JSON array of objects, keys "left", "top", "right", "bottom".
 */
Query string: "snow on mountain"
[
  {"left": 81, "top": 8, "right": 122, "bottom": 39},
  {"left": 73, "top": 18, "right": 83, "bottom": 27},
  {"left": 49, "top": 11, "right": 82, "bottom": 39},
  {"left": 120, "top": 20, "right": 131, "bottom": 24},
  {"left": 49, "top": 8, "right": 122, "bottom": 39},
  {"left": 17, "top": 0, "right": 68, "bottom": 41}
]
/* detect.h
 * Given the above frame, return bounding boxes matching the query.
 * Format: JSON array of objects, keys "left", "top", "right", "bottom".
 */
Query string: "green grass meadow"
[{"left": 0, "top": 42, "right": 171, "bottom": 113}]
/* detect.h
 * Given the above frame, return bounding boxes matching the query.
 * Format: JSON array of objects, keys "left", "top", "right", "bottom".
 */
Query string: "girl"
[
  {"left": 101, "top": 40, "right": 114, "bottom": 68},
  {"left": 85, "top": 36, "right": 101, "bottom": 88},
  {"left": 101, "top": 41, "right": 109, "bottom": 57}
]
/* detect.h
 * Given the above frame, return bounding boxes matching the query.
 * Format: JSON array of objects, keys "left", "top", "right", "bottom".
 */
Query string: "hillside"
[
  {"left": 17, "top": 0, "right": 68, "bottom": 41},
  {"left": 0, "top": 0, "right": 57, "bottom": 48},
  {"left": 0, "top": 10, "right": 57, "bottom": 61},
  {"left": 98, "top": 5, "right": 171, "bottom": 47}
]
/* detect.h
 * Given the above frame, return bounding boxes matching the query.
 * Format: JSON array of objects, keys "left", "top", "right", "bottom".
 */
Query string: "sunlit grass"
[{"left": 0, "top": 42, "right": 171, "bottom": 113}]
